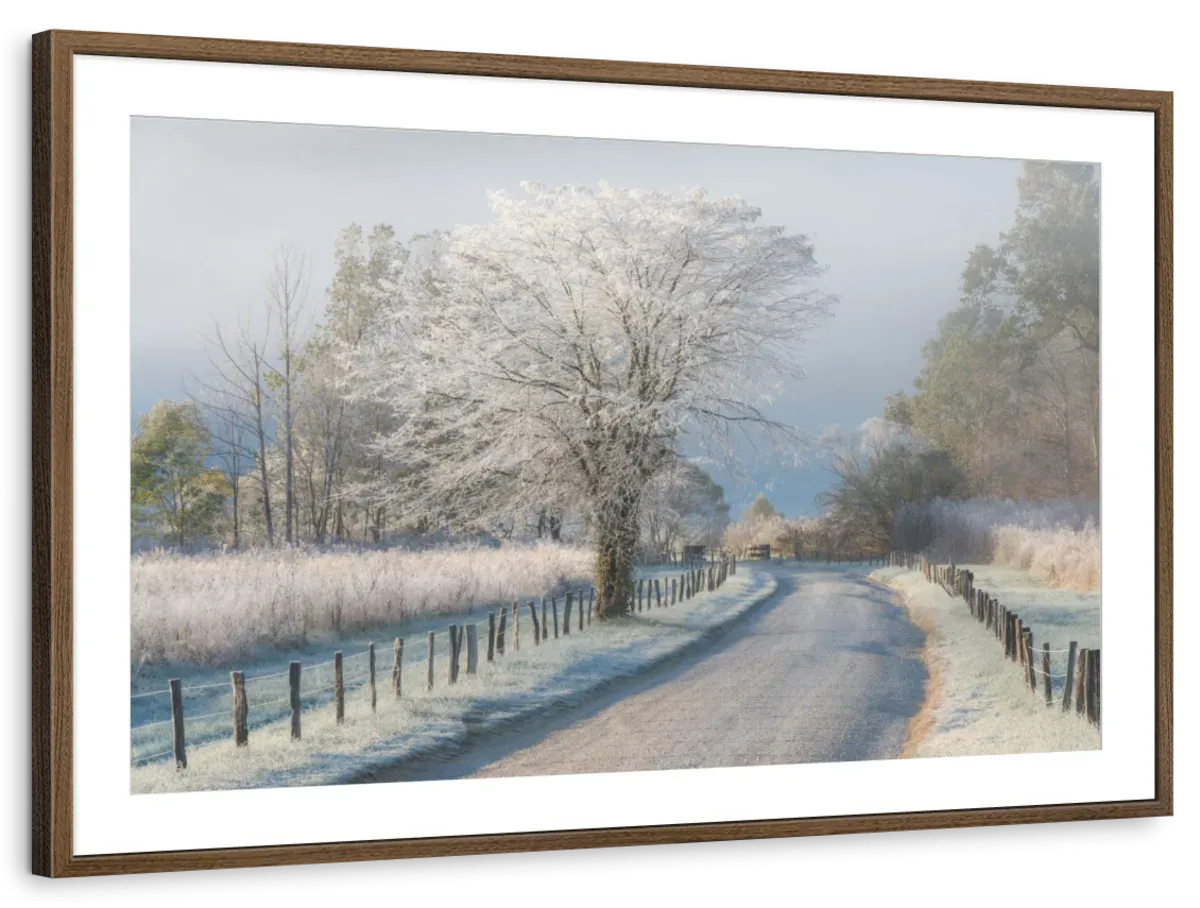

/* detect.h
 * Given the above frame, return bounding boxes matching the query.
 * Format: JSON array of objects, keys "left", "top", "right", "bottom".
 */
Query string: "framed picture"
[{"left": 32, "top": 30, "right": 1172, "bottom": 877}]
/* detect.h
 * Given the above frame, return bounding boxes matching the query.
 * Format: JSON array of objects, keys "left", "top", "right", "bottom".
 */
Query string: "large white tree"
[{"left": 353, "top": 183, "right": 833, "bottom": 615}]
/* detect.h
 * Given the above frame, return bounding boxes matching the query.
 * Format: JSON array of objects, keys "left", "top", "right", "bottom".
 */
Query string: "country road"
[{"left": 364, "top": 566, "right": 927, "bottom": 783}]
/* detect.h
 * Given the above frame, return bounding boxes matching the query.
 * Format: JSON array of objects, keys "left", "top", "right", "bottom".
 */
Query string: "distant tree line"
[{"left": 810, "top": 162, "right": 1100, "bottom": 552}]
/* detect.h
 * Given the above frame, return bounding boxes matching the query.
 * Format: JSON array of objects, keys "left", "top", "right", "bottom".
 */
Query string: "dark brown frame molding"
[{"left": 31, "top": 29, "right": 1173, "bottom": 877}]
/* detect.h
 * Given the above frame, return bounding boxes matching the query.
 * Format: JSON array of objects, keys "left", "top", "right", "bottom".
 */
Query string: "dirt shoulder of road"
[{"left": 889, "top": 584, "right": 940, "bottom": 757}]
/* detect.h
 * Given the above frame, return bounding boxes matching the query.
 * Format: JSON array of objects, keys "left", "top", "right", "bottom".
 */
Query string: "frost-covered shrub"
[{"left": 894, "top": 498, "right": 1100, "bottom": 591}]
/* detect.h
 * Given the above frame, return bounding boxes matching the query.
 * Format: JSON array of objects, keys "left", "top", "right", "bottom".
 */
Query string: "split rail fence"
[
  {"left": 887, "top": 552, "right": 1101, "bottom": 727},
  {"left": 132, "top": 558, "right": 736, "bottom": 770}
]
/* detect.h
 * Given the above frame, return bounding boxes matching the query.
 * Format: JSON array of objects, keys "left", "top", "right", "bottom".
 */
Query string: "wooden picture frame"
[{"left": 32, "top": 29, "right": 1173, "bottom": 877}]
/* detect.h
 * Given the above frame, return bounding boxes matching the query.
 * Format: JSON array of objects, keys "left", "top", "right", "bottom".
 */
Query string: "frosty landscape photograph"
[{"left": 129, "top": 118, "right": 1101, "bottom": 792}]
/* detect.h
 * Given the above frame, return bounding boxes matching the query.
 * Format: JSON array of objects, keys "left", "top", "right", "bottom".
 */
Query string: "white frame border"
[{"left": 72, "top": 54, "right": 1157, "bottom": 857}]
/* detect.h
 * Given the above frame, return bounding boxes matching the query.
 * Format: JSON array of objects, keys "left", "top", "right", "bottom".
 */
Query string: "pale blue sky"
[{"left": 131, "top": 117, "right": 1025, "bottom": 517}]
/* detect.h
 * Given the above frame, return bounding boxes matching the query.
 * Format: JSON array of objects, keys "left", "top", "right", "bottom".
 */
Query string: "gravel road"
[{"left": 369, "top": 566, "right": 926, "bottom": 782}]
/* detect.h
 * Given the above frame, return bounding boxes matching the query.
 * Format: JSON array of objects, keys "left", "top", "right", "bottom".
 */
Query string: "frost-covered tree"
[
  {"left": 294, "top": 224, "right": 407, "bottom": 543},
  {"left": 741, "top": 492, "right": 779, "bottom": 522},
  {"left": 353, "top": 183, "right": 833, "bottom": 615},
  {"left": 641, "top": 462, "right": 730, "bottom": 555}
]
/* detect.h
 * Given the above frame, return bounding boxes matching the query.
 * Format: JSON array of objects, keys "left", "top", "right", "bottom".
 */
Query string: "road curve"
[{"left": 368, "top": 566, "right": 926, "bottom": 782}]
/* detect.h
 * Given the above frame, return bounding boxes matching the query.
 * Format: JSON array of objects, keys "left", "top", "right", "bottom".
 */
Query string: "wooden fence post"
[
  {"left": 1028, "top": 632, "right": 1039, "bottom": 691},
  {"left": 1062, "top": 642, "right": 1078, "bottom": 712},
  {"left": 528, "top": 601, "right": 541, "bottom": 644},
  {"left": 368, "top": 643, "right": 377, "bottom": 713},
  {"left": 671, "top": 577, "right": 677, "bottom": 605},
  {"left": 541, "top": 599, "right": 549, "bottom": 640},
  {"left": 466, "top": 624, "right": 479, "bottom": 674},
  {"left": 513, "top": 601, "right": 520, "bottom": 652},
  {"left": 1075, "top": 649, "right": 1089, "bottom": 715},
  {"left": 289, "top": 661, "right": 302, "bottom": 740},
  {"left": 169, "top": 678, "right": 186, "bottom": 770},
  {"left": 1086, "top": 649, "right": 1101, "bottom": 725},
  {"left": 552, "top": 597, "right": 560, "bottom": 638},
  {"left": 231, "top": 670, "right": 248, "bottom": 747},
  {"left": 427, "top": 632, "right": 436, "bottom": 690},
  {"left": 588, "top": 588, "right": 594, "bottom": 624},
  {"left": 448, "top": 625, "right": 459, "bottom": 684},
  {"left": 455, "top": 625, "right": 464, "bottom": 678},
  {"left": 487, "top": 613, "right": 496, "bottom": 662},
  {"left": 564, "top": 593, "right": 573, "bottom": 635},
  {"left": 1042, "top": 643, "right": 1051, "bottom": 705},
  {"left": 579, "top": 592, "right": 585, "bottom": 630},
  {"left": 333, "top": 652, "right": 344, "bottom": 724},
  {"left": 392, "top": 639, "right": 403, "bottom": 700},
  {"left": 1023, "top": 630, "right": 1035, "bottom": 690},
  {"left": 637, "top": 579, "right": 643, "bottom": 612},
  {"left": 497, "top": 606, "right": 507, "bottom": 656},
  {"left": 655, "top": 578, "right": 662, "bottom": 608}
]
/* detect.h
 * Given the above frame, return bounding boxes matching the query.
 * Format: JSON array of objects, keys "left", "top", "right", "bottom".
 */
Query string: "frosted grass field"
[
  {"left": 131, "top": 544, "right": 593, "bottom": 667},
  {"left": 903, "top": 498, "right": 1100, "bottom": 591},
  {"left": 991, "top": 524, "right": 1100, "bottom": 592},
  {"left": 130, "top": 568, "right": 777, "bottom": 793},
  {"left": 871, "top": 565, "right": 1099, "bottom": 758}
]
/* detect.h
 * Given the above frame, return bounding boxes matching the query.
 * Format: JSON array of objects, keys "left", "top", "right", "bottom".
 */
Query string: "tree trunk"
[
  {"left": 254, "top": 385, "right": 274, "bottom": 547},
  {"left": 231, "top": 474, "right": 240, "bottom": 550},
  {"left": 284, "top": 377, "right": 294, "bottom": 545},
  {"left": 593, "top": 497, "right": 639, "bottom": 618}
]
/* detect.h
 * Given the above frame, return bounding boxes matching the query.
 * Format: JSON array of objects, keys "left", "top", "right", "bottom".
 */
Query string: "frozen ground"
[
  {"left": 130, "top": 566, "right": 775, "bottom": 793},
  {"left": 373, "top": 563, "right": 926, "bottom": 782},
  {"left": 869, "top": 565, "right": 1100, "bottom": 758}
]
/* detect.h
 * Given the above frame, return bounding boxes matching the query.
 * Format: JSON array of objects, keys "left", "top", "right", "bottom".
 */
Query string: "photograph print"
[{"left": 129, "top": 117, "right": 1101, "bottom": 793}]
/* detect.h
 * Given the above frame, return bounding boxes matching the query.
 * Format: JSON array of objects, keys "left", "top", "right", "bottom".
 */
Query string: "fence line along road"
[
  {"left": 888, "top": 552, "right": 1100, "bottom": 727},
  {"left": 133, "top": 558, "right": 737, "bottom": 771}
]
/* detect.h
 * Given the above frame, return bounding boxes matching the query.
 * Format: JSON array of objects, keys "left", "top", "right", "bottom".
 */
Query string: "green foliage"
[
  {"left": 882, "top": 162, "right": 1100, "bottom": 501},
  {"left": 960, "top": 163, "right": 1099, "bottom": 350},
  {"left": 131, "top": 400, "right": 229, "bottom": 547}
]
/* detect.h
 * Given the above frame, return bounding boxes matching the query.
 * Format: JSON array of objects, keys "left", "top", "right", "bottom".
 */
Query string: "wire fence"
[
  {"left": 888, "top": 551, "right": 1101, "bottom": 726},
  {"left": 131, "top": 558, "right": 738, "bottom": 770}
]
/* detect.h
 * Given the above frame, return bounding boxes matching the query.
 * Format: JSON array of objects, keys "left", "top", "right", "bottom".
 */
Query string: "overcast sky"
[{"left": 131, "top": 116, "right": 1024, "bottom": 517}]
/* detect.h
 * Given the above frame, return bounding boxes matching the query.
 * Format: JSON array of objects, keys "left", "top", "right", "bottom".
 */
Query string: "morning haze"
[{"left": 131, "top": 116, "right": 1022, "bottom": 516}]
